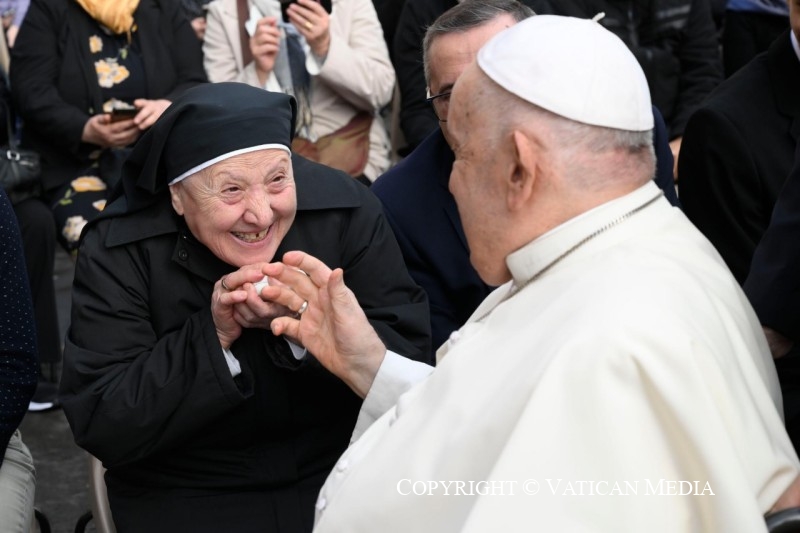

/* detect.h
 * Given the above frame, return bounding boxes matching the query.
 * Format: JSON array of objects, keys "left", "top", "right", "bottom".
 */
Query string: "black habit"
[{"left": 61, "top": 154, "right": 431, "bottom": 532}]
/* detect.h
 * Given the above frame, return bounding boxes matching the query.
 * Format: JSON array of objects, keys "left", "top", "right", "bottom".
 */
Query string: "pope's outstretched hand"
[{"left": 264, "top": 251, "right": 387, "bottom": 397}]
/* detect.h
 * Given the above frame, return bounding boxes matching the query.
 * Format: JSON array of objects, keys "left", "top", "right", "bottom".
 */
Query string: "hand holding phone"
[
  {"left": 106, "top": 99, "right": 139, "bottom": 123},
  {"left": 109, "top": 107, "right": 138, "bottom": 123},
  {"left": 280, "top": 0, "right": 332, "bottom": 24},
  {"left": 82, "top": 112, "right": 140, "bottom": 148},
  {"left": 282, "top": 0, "right": 333, "bottom": 57}
]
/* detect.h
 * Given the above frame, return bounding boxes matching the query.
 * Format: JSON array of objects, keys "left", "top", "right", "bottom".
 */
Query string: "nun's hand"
[
  {"left": 81, "top": 114, "right": 141, "bottom": 148},
  {"left": 211, "top": 276, "right": 249, "bottom": 351},
  {"left": 263, "top": 251, "right": 386, "bottom": 398},
  {"left": 287, "top": 0, "right": 330, "bottom": 59},
  {"left": 218, "top": 264, "right": 297, "bottom": 331},
  {"left": 232, "top": 280, "right": 298, "bottom": 330},
  {"left": 133, "top": 99, "right": 171, "bottom": 130}
]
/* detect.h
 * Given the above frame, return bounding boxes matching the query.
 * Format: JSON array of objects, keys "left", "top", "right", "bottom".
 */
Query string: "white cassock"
[{"left": 313, "top": 181, "right": 799, "bottom": 533}]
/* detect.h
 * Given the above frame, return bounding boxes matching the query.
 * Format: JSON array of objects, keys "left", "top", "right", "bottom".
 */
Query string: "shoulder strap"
[
  {"left": 0, "top": 99, "right": 16, "bottom": 148},
  {"left": 237, "top": 0, "right": 254, "bottom": 67}
]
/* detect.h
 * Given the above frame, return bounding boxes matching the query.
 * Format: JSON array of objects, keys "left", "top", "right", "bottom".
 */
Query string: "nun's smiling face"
[{"left": 169, "top": 149, "right": 297, "bottom": 267}]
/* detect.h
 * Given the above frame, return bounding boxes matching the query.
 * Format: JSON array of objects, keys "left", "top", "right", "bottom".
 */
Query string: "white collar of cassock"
[{"left": 505, "top": 180, "right": 664, "bottom": 289}]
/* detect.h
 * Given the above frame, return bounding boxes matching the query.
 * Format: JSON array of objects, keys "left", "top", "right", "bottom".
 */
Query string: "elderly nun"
[{"left": 59, "top": 82, "right": 430, "bottom": 532}]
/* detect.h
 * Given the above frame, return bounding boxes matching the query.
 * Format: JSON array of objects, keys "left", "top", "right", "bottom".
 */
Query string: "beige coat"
[{"left": 204, "top": 0, "right": 394, "bottom": 180}]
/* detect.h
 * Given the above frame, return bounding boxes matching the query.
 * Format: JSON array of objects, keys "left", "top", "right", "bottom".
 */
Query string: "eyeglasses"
[{"left": 426, "top": 89, "right": 451, "bottom": 122}]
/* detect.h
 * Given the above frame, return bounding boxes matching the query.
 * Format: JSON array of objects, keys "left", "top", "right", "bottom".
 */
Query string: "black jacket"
[
  {"left": 393, "top": 0, "right": 457, "bottom": 151},
  {"left": 551, "top": 0, "right": 722, "bottom": 139},
  {"left": 745, "top": 140, "right": 800, "bottom": 343},
  {"left": 679, "top": 31, "right": 800, "bottom": 284},
  {"left": 9, "top": 0, "right": 207, "bottom": 193},
  {"left": 61, "top": 157, "right": 431, "bottom": 532},
  {"left": 0, "top": 190, "right": 38, "bottom": 466}
]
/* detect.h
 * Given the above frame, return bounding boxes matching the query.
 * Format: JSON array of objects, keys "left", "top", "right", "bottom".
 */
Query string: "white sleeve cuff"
[
  {"left": 285, "top": 338, "right": 307, "bottom": 360},
  {"left": 351, "top": 351, "right": 433, "bottom": 442},
  {"left": 222, "top": 347, "right": 242, "bottom": 377},
  {"left": 265, "top": 73, "right": 282, "bottom": 92},
  {"left": 224, "top": 339, "right": 304, "bottom": 378},
  {"left": 303, "top": 39, "right": 324, "bottom": 74}
]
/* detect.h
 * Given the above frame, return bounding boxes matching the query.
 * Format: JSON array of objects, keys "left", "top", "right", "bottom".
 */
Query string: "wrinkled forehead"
[
  {"left": 175, "top": 148, "right": 294, "bottom": 190},
  {"left": 448, "top": 62, "right": 484, "bottom": 135},
  {"left": 169, "top": 145, "right": 292, "bottom": 186}
]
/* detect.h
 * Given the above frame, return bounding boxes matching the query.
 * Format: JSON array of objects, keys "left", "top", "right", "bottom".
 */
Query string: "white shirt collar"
[
  {"left": 505, "top": 181, "right": 663, "bottom": 288},
  {"left": 792, "top": 30, "right": 800, "bottom": 63}
]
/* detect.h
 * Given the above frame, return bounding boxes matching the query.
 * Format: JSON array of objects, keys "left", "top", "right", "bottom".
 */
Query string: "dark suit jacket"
[
  {"left": 372, "top": 0, "right": 406, "bottom": 60},
  {"left": 372, "top": 127, "right": 489, "bottom": 355},
  {"left": 744, "top": 140, "right": 800, "bottom": 342},
  {"left": 679, "top": 30, "right": 800, "bottom": 284},
  {"left": 743, "top": 140, "right": 800, "bottom": 451},
  {"left": 9, "top": 0, "right": 207, "bottom": 193},
  {"left": 373, "top": 107, "right": 679, "bottom": 357},
  {"left": 392, "top": 0, "right": 457, "bottom": 150}
]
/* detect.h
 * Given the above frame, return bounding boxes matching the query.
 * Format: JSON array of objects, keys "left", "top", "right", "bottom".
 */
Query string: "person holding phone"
[
  {"left": 10, "top": 0, "right": 207, "bottom": 253},
  {"left": 279, "top": 0, "right": 334, "bottom": 73},
  {"left": 203, "top": 0, "right": 395, "bottom": 184}
]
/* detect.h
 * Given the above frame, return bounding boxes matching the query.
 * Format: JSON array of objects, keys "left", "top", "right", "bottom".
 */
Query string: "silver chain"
[{"left": 474, "top": 192, "right": 662, "bottom": 323}]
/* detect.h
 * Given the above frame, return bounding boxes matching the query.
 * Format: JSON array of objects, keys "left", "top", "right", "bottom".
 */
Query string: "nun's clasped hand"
[
  {"left": 211, "top": 263, "right": 303, "bottom": 350},
  {"left": 262, "top": 251, "right": 387, "bottom": 398}
]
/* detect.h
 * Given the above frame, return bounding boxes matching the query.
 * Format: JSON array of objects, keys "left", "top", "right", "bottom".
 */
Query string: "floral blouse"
[{"left": 88, "top": 25, "right": 146, "bottom": 114}]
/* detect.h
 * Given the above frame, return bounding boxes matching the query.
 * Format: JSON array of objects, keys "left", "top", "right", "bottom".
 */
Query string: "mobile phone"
[
  {"left": 280, "top": 0, "right": 332, "bottom": 24},
  {"left": 109, "top": 107, "right": 138, "bottom": 123}
]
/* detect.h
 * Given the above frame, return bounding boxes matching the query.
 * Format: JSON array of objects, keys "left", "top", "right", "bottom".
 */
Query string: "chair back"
[{"left": 89, "top": 455, "right": 116, "bottom": 533}]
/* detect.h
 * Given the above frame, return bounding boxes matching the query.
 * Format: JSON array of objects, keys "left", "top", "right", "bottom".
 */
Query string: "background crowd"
[{"left": 2, "top": 0, "right": 800, "bottom": 531}]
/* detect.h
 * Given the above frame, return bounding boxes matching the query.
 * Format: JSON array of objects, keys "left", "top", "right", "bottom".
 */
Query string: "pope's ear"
[
  {"left": 507, "top": 129, "right": 536, "bottom": 211},
  {"left": 169, "top": 183, "right": 185, "bottom": 216}
]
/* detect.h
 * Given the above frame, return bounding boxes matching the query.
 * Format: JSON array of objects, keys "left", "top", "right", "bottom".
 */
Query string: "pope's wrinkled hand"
[{"left": 264, "top": 251, "right": 386, "bottom": 398}]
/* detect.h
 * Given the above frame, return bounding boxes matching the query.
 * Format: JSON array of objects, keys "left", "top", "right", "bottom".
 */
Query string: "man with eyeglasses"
[{"left": 372, "top": 0, "right": 679, "bottom": 356}]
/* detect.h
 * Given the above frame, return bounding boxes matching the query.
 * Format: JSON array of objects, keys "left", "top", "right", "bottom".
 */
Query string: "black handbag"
[{"left": 0, "top": 101, "right": 41, "bottom": 205}]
